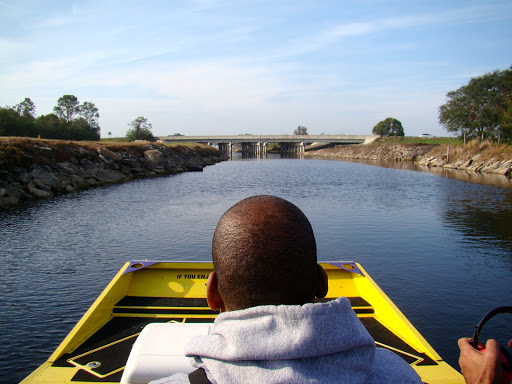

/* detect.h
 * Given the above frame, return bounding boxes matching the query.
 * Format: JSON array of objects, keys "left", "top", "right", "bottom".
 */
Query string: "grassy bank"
[
  {"left": 427, "top": 140, "right": 512, "bottom": 162},
  {"left": 375, "top": 136, "right": 464, "bottom": 145},
  {"left": 100, "top": 137, "right": 213, "bottom": 149},
  {"left": 0, "top": 137, "right": 211, "bottom": 149}
]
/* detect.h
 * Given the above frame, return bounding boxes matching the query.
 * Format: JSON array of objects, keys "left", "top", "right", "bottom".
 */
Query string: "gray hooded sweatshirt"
[{"left": 151, "top": 297, "right": 423, "bottom": 384}]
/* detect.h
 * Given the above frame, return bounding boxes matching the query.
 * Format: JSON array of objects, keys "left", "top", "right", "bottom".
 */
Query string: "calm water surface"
[{"left": 1, "top": 154, "right": 512, "bottom": 383}]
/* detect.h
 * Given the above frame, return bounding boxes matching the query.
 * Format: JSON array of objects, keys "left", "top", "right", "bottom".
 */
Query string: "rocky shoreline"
[
  {"left": 2, "top": 139, "right": 510, "bottom": 208},
  {"left": 305, "top": 143, "right": 512, "bottom": 177},
  {"left": 0, "top": 138, "right": 227, "bottom": 208}
]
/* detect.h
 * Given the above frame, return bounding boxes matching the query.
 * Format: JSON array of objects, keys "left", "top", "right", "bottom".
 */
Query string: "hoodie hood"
[{"left": 185, "top": 297, "right": 378, "bottom": 383}]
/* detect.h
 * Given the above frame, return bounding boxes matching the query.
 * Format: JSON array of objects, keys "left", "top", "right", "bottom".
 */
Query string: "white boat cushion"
[{"left": 121, "top": 322, "right": 212, "bottom": 384}]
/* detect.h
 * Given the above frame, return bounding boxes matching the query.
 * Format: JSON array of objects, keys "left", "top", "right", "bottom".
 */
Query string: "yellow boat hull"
[{"left": 21, "top": 261, "right": 464, "bottom": 383}]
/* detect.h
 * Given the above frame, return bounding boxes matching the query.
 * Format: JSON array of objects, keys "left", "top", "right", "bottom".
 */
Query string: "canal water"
[{"left": 1, "top": 154, "right": 512, "bottom": 383}]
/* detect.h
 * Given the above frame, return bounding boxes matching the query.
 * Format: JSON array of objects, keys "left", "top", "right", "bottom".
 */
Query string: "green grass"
[{"left": 376, "top": 136, "right": 464, "bottom": 145}]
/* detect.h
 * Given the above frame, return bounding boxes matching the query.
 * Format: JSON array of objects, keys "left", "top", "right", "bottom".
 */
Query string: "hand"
[{"left": 458, "top": 338, "right": 503, "bottom": 384}]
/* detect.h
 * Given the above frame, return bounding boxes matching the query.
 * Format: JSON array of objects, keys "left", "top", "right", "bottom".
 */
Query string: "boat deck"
[
  {"left": 52, "top": 296, "right": 437, "bottom": 382},
  {"left": 22, "top": 261, "right": 464, "bottom": 384}
]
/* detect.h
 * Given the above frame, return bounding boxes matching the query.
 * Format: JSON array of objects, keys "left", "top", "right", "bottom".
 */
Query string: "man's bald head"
[{"left": 211, "top": 195, "right": 322, "bottom": 311}]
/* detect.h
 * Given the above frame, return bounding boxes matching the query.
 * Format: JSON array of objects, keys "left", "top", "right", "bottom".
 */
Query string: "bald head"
[{"left": 211, "top": 195, "right": 324, "bottom": 311}]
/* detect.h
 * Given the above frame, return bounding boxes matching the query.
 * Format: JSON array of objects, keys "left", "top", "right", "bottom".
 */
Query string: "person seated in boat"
[
  {"left": 152, "top": 195, "right": 422, "bottom": 384},
  {"left": 458, "top": 337, "right": 512, "bottom": 384}
]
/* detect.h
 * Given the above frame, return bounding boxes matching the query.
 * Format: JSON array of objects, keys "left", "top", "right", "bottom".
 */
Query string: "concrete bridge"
[{"left": 160, "top": 135, "right": 378, "bottom": 155}]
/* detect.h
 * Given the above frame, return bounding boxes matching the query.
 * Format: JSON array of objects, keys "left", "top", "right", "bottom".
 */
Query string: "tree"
[
  {"left": 13, "top": 97, "right": 36, "bottom": 118},
  {"left": 69, "top": 117, "right": 100, "bottom": 141},
  {"left": 51, "top": 95, "right": 100, "bottom": 140},
  {"left": 0, "top": 107, "right": 34, "bottom": 137},
  {"left": 372, "top": 118, "right": 404, "bottom": 137},
  {"left": 439, "top": 68, "right": 512, "bottom": 140},
  {"left": 0, "top": 103, "right": 37, "bottom": 137},
  {"left": 126, "top": 116, "right": 155, "bottom": 141},
  {"left": 79, "top": 102, "right": 100, "bottom": 130},
  {"left": 53, "top": 95, "right": 80, "bottom": 122},
  {"left": 78, "top": 101, "right": 100, "bottom": 138},
  {"left": 500, "top": 95, "right": 512, "bottom": 141},
  {"left": 294, "top": 125, "right": 308, "bottom": 135},
  {"left": 35, "top": 113, "right": 66, "bottom": 139}
]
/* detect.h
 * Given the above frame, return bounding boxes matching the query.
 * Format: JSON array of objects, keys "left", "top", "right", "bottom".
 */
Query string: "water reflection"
[
  {"left": 418, "top": 165, "right": 512, "bottom": 189},
  {"left": 238, "top": 153, "right": 305, "bottom": 160},
  {"left": 347, "top": 159, "right": 512, "bottom": 253},
  {"left": 279, "top": 154, "right": 304, "bottom": 159},
  {"left": 315, "top": 157, "right": 512, "bottom": 189},
  {"left": 240, "top": 152, "right": 268, "bottom": 159},
  {"left": 440, "top": 181, "right": 512, "bottom": 256}
]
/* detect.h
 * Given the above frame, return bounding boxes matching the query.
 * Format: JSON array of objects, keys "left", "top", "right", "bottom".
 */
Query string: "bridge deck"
[{"left": 160, "top": 135, "right": 377, "bottom": 144}]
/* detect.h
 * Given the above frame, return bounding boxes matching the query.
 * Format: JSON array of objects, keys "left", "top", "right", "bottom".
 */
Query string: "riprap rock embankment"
[
  {"left": 0, "top": 138, "right": 227, "bottom": 208},
  {"left": 305, "top": 143, "right": 512, "bottom": 177}
]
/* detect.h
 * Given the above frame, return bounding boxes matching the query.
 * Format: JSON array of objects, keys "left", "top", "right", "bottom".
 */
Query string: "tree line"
[{"left": 0, "top": 95, "right": 100, "bottom": 141}]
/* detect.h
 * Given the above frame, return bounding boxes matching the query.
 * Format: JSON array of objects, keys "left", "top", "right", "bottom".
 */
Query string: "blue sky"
[{"left": 1, "top": 1, "right": 511, "bottom": 138}]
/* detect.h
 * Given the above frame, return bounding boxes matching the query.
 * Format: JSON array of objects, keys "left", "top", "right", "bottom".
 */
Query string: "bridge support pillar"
[
  {"left": 279, "top": 142, "right": 303, "bottom": 154},
  {"left": 218, "top": 142, "right": 233, "bottom": 156},
  {"left": 241, "top": 142, "right": 267, "bottom": 156}
]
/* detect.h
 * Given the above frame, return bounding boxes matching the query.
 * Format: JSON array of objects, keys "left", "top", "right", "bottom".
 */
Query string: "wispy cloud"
[{"left": 277, "top": 3, "right": 512, "bottom": 59}]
